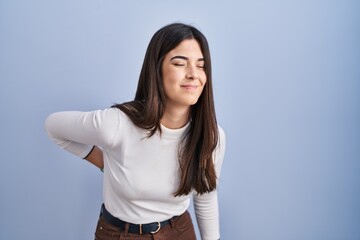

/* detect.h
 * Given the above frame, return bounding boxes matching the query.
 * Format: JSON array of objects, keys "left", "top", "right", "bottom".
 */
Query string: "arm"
[
  {"left": 84, "top": 146, "right": 104, "bottom": 169},
  {"left": 193, "top": 190, "right": 220, "bottom": 240},
  {"left": 45, "top": 108, "right": 120, "bottom": 161},
  {"left": 193, "top": 127, "right": 226, "bottom": 240}
]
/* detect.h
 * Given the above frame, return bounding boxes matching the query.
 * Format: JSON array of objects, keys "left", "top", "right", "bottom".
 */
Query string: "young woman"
[{"left": 45, "top": 23, "right": 225, "bottom": 240}]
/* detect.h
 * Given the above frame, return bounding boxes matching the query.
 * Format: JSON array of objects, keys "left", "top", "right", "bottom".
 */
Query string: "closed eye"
[{"left": 173, "top": 63, "right": 186, "bottom": 66}]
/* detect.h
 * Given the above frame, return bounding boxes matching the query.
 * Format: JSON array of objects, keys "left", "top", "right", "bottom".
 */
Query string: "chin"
[
  {"left": 186, "top": 98, "right": 200, "bottom": 106},
  {"left": 169, "top": 96, "right": 201, "bottom": 107}
]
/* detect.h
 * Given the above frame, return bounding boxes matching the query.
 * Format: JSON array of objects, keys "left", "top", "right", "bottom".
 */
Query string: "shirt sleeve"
[
  {"left": 44, "top": 108, "right": 120, "bottom": 158},
  {"left": 193, "top": 127, "right": 226, "bottom": 240}
]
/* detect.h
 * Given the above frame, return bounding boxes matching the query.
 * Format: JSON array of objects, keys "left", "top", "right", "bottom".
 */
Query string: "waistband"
[{"left": 100, "top": 204, "right": 178, "bottom": 234}]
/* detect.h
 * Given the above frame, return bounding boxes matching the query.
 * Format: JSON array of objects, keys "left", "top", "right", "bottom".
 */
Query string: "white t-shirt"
[{"left": 45, "top": 107, "right": 225, "bottom": 240}]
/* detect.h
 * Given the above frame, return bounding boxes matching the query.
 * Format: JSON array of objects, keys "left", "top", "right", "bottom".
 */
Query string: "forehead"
[{"left": 167, "top": 39, "right": 203, "bottom": 58}]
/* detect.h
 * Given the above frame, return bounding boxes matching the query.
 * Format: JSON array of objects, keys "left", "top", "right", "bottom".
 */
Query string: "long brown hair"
[{"left": 112, "top": 23, "right": 218, "bottom": 196}]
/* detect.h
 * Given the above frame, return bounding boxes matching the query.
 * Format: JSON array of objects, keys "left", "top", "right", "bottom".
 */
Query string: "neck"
[{"left": 161, "top": 105, "right": 190, "bottom": 129}]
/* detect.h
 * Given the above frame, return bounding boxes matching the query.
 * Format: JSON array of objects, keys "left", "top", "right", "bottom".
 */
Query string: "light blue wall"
[{"left": 1, "top": 0, "right": 359, "bottom": 239}]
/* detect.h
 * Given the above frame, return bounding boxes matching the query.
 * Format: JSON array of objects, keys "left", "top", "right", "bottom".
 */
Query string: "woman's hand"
[{"left": 84, "top": 146, "right": 104, "bottom": 170}]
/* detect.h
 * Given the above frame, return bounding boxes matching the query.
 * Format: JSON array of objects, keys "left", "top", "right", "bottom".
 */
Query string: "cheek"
[
  {"left": 164, "top": 71, "right": 182, "bottom": 88},
  {"left": 162, "top": 72, "right": 178, "bottom": 97},
  {"left": 199, "top": 75, "right": 207, "bottom": 93},
  {"left": 201, "top": 74, "right": 207, "bottom": 86}
]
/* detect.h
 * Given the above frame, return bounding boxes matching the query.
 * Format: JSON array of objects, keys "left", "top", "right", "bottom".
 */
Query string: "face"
[{"left": 161, "top": 39, "right": 207, "bottom": 110}]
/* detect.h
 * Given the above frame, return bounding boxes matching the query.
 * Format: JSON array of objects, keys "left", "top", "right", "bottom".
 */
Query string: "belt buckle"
[{"left": 150, "top": 222, "right": 161, "bottom": 234}]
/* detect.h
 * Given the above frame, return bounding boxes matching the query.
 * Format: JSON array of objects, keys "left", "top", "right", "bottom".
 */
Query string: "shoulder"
[
  {"left": 215, "top": 125, "right": 226, "bottom": 160},
  {"left": 105, "top": 107, "right": 143, "bottom": 135},
  {"left": 95, "top": 107, "right": 129, "bottom": 124},
  {"left": 212, "top": 125, "right": 226, "bottom": 175},
  {"left": 217, "top": 125, "right": 226, "bottom": 146}
]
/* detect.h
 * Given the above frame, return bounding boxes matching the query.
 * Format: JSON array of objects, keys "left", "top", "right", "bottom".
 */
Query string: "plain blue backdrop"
[{"left": 1, "top": 0, "right": 359, "bottom": 239}]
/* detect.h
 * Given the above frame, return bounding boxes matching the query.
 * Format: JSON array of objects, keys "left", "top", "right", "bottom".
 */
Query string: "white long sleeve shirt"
[{"left": 45, "top": 107, "right": 225, "bottom": 239}]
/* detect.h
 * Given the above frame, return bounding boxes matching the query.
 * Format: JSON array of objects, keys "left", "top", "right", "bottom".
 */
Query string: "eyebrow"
[{"left": 170, "top": 55, "right": 204, "bottom": 62}]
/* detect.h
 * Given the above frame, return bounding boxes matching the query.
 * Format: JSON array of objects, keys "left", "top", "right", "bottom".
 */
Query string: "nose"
[{"left": 185, "top": 65, "right": 199, "bottom": 80}]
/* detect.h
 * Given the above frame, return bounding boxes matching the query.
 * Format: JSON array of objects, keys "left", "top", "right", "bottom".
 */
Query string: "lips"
[{"left": 181, "top": 84, "right": 198, "bottom": 90}]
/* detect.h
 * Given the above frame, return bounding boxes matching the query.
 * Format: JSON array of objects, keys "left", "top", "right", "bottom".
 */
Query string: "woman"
[{"left": 45, "top": 23, "right": 225, "bottom": 240}]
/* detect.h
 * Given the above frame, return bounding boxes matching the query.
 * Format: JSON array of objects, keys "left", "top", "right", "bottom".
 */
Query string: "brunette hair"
[{"left": 113, "top": 23, "right": 218, "bottom": 196}]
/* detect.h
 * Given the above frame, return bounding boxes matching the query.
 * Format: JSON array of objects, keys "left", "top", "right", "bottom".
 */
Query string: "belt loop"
[
  {"left": 124, "top": 222, "right": 130, "bottom": 234},
  {"left": 169, "top": 218, "right": 175, "bottom": 228}
]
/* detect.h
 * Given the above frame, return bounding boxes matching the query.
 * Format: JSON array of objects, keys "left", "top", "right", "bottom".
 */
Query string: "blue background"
[{"left": 1, "top": 0, "right": 359, "bottom": 239}]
